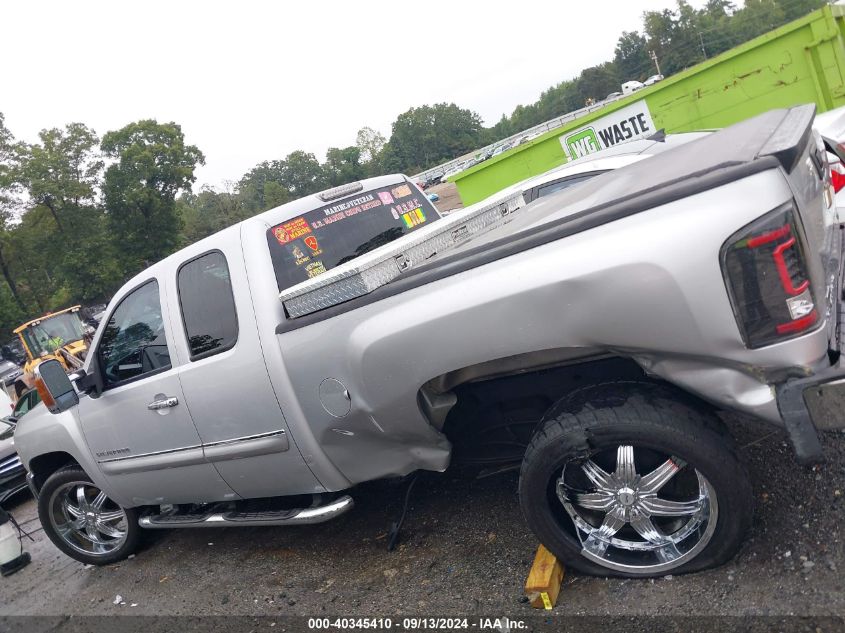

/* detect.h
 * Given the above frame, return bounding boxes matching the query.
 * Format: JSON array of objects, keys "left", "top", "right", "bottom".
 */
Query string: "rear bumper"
[{"left": 776, "top": 237, "right": 845, "bottom": 464}]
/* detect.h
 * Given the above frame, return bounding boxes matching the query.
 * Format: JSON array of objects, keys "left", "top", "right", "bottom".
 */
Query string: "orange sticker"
[
  {"left": 272, "top": 218, "right": 312, "bottom": 244},
  {"left": 304, "top": 235, "right": 319, "bottom": 251},
  {"left": 391, "top": 184, "right": 412, "bottom": 199}
]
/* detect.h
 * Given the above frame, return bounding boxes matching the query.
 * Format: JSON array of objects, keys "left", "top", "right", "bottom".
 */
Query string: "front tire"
[
  {"left": 518, "top": 383, "right": 753, "bottom": 577},
  {"left": 38, "top": 465, "right": 141, "bottom": 565}
]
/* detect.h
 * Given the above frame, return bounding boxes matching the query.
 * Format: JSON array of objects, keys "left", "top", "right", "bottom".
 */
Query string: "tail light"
[
  {"left": 721, "top": 203, "right": 819, "bottom": 349},
  {"left": 830, "top": 160, "right": 845, "bottom": 193}
]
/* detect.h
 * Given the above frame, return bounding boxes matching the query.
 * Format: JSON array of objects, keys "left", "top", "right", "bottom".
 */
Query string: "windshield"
[
  {"left": 267, "top": 181, "right": 440, "bottom": 292},
  {"left": 21, "top": 312, "right": 84, "bottom": 358}
]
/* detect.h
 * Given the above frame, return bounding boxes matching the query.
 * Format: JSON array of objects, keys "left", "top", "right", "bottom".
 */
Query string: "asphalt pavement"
[{"left": 0, "top": 415, "right": 843, "bottom": 630}]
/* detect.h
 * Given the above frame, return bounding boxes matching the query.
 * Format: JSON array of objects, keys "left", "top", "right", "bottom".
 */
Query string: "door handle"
[{"left": 147, "top": 396, "right": 179, "bottom": 410}]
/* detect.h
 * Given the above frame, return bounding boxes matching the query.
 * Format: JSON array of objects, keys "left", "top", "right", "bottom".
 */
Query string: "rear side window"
[
  {"left": 178, "top": 251, "right": 238, "bottom": 360},
  {"left": 266, "top": 182, "right": 440, "bottom": 292}
]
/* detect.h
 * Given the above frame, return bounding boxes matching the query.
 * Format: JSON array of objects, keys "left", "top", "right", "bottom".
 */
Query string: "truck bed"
[{"left": 279, "top": 105, "right": 817, "bottom": 331}]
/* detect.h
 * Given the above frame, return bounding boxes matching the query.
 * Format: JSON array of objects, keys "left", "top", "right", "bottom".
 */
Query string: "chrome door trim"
[
  {"left": 98, "top": 443, "right": 203, "bottom": 464},
  {"left": 96, "top": 430, "right": 288, "bottom": 473},
  {"left": 99, "top": 445, "right": 207, "bottom": 475},
  {"left": 203, "top": 430, "right": 289, "bottom": 463},
  {"left": 202, "top": 429, "right": 285, "bottom": 448}
]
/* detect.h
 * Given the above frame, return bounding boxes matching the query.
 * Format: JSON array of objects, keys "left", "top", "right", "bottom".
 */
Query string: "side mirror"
[
  {"left": 71, "top": 362, "right": 102, "bottom": 397},
  {"left": 35, "top": 359, "right": 79, "bottom": 414}
]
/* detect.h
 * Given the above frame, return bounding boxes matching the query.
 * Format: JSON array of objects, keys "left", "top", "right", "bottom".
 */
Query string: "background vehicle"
[
  {"left": 621, "top": 80, "right": 645, "bottom": 95},
  {"left": 0, "top": 360, "right": 22, "bottom": 392},
  {"left": 7, "top": 388, "right": 41, "bottom": 423},
  {"left": 0, "top": 389, "right": 26, "bottom": 504},
  {"left": 644, "top": 74, "right": 664, "bottom": 86},
  {"left": 16, "top": 106, "right": 845, "bottom": 578},
  {"left": 12, "top": 307, "right": 88, "bottom": 397}
]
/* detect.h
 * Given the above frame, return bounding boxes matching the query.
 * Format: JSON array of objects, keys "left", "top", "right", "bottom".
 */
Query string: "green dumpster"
[{"left": 453, "top": 4, "right": 845, "bottom": 205}]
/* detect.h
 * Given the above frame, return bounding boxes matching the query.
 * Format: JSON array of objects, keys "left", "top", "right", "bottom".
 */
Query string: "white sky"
[{"left": 1, "top": 0, "right": 705, "bottom": 189}]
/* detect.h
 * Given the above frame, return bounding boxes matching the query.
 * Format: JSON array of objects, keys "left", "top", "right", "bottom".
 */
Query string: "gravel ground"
[
  {"left": 427, "top": 182, "right": 463, "bottom": 214},
  {"left": 1, "top": 415, "right": 843, "bottom": 629}
]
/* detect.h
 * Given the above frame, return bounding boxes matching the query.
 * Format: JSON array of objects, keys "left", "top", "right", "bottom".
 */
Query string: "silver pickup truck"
[{"left": 15, "top": 105, "right": 845, "bottom": 578}]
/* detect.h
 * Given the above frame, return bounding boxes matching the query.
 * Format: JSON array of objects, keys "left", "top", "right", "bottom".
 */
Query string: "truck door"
[
  {"left": 78, "top": 279, "right": 237, "bottom": 506},
  {"left": 167, "top": 246, "right": 322, "bottom": 499}
]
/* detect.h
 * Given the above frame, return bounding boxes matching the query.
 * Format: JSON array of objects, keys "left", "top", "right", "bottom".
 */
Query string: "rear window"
[{"left": 266, "top": 182, "right": 440, "bottom": 292}]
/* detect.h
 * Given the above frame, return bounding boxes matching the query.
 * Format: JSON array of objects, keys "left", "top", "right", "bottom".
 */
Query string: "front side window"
[
  {"left": 98, "top": 281, "right": 171, "bottom": 387},
  {"left": 177, "top": 251, "right": 238, "bottom": 360}
]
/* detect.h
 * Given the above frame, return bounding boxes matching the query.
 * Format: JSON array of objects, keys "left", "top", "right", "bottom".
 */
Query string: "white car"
[
  {"left": 621, "top": 80, "right": 645, "bottom": 96},
  {"left": 812, "top": 104, "right": 845, "bottom": 222},
  {"left": 644, "top": 74, "right": 664, "bottom": 86}
]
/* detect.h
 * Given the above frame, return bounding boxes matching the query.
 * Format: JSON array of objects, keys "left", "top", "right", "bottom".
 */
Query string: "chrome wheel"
[
  {"left": 556, "top": 444, "right": 717, "bottom": 574},
  {"left": 47, "top": 481, "right": 129, "bottom": 557}
]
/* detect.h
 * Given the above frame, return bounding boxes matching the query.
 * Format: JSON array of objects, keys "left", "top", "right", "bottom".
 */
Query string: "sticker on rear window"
[
  {"left": 272, "top": 217, "right": 312, "bottom": 244},
  {"left": 391, "top": 184, "right": 412, "bottom": 198},
  {"left": 401, "top": 208, "right": 426, "bottom": 228},
  {"left": 305, "top": 261, "right": 326, "bottom": 278}
]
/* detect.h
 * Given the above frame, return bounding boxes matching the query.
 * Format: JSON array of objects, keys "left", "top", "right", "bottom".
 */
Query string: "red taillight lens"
[
  {"left": 830, "top": 161, "right": 845, "bottom": 193},
  {"left": 721, "top": 204, "right": 818, "bottom": 349}
]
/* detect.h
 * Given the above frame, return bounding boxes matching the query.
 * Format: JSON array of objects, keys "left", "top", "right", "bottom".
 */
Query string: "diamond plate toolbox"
[{"left": 280, "top": 191, "right": 525, "bottom": 318}]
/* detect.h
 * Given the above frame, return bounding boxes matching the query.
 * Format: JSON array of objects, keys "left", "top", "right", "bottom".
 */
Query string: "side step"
[{"left": 138, "top": 495, "right": 353, "bottom": 529}]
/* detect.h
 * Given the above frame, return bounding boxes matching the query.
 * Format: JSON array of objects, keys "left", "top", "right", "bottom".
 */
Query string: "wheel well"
[
  {"left": 441, "top": 356, "right": 716, "bottom": 467},
  {"left": 28, "top": 451, "right": 78, "bottom": 492}
]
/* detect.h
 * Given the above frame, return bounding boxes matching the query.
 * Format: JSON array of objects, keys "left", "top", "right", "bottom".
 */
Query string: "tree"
[
  {"left": 17, "top": 123, "right": 115, "bottom": 306},
  {"left": 387, "top": 103, "right": 484, "bottom": 173},
  {"left": 615, "top": 31, "right": 652, "bottom": 81},
  {"left": 355, "top": 127, "right": 386, "bottom": 163},
  {"left": 101, "top": 120, "right": 204, "bottom": 275},
  {"left": 576, "top": 63, "right": 622, "bottom": 102},
  {"left": 0, "top": 114, "right": 28, "bottom": 315},
  {"left": 281, "top": 150, "right": 325, "bottom": 197},
  {"left": 237, "top": 160, "right": 289, "bottom": 213},
  {"left": 323, "top": 146, "right": 366, "bottom": 187},
  {"left": 179, "top": 182, "right": 250, "bottom": 244},
  {"left": 20, "top": 123, "right": 102, "bottom": 232}
]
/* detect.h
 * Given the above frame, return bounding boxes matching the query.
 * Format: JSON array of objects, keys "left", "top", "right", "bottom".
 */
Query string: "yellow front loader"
[{"left": 13, "top": 306, "right": 89, "bottom": 397}]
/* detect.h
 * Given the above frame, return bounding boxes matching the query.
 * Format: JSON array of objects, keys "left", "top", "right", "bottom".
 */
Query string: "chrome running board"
[{"left": 138, "top": 495, "right": 353, "bottom": 529}]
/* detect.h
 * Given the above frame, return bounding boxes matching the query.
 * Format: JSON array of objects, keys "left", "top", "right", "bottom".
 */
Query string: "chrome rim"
[
  {"left": 556, "top": 445, "right": 718, "bottom": 574},
  {"left": 47, "top": 481, "right": 129, "bottom": 557}
]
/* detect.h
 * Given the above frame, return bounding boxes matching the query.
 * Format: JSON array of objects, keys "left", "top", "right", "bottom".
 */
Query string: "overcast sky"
[{"left": 2, "top": 0, "right": 706, "bottom": 189}]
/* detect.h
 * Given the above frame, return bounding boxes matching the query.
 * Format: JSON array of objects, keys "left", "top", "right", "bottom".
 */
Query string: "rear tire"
[
  {"left": 518, "top": 382, "right": 752, "bottom": 577},
  {"left": 38, "top": 465, "right": 141, "bottom": 566}
]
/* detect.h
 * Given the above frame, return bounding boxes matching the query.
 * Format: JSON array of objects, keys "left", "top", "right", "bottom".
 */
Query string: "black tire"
[
  {"left": 38, "top": 465, "right": 141, "bottom": 566},
  {"left": 518, "top": 382, "right": 753, "bottom": 578}
]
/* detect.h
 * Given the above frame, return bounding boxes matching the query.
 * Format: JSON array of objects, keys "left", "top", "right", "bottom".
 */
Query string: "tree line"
[{"left": 0, "top": 0, "right": 826, "bottom": 339}]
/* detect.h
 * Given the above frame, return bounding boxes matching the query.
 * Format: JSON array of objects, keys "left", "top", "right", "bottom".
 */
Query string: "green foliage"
[
  {"left": 355, "top": 127, "right": 386, "bottom": 163},
  {"left": 386, "top": 103, "right": 485, "bottom": 173},
  {"left": 324, "top": 146, "right": 366, "bottom": 187},
  {"left": 101, "top": 120, "right": 205, "bottom": 273},
  {"left": 615, "top": 31, "right": 653, "bottom": 82}
]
